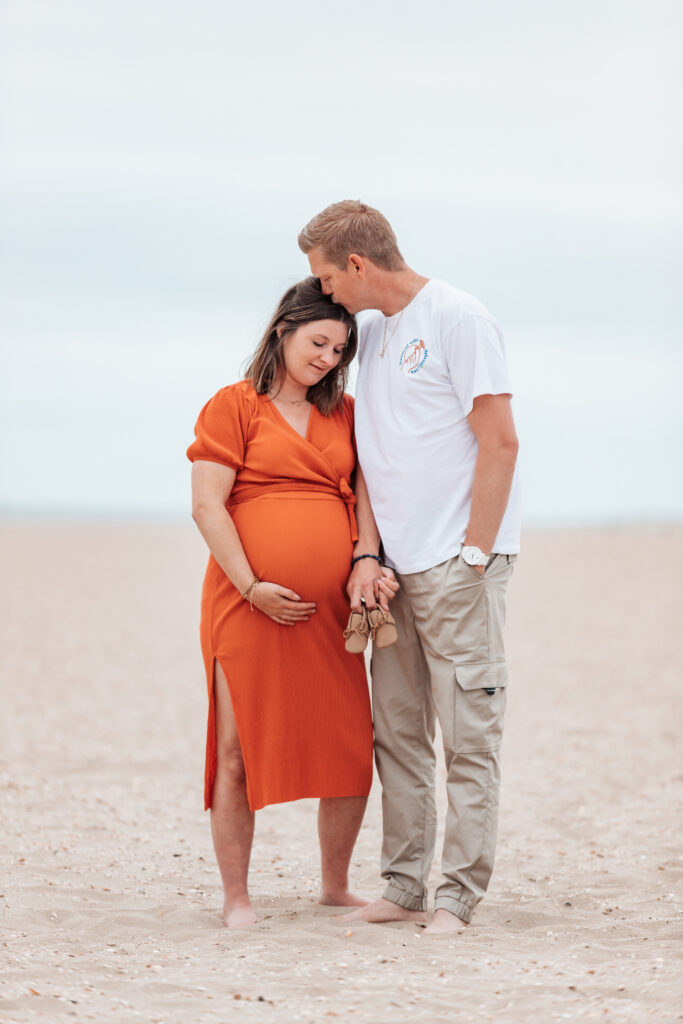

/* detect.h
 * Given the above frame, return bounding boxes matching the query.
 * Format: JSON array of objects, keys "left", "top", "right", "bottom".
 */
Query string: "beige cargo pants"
[{"left": 372, "top": 552, "right": 516, "bottom": 923}]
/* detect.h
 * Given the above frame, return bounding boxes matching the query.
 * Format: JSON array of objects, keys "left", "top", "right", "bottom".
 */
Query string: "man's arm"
[
  {"left": 347, "top": 464, "right": 397, "bottom": 611},
  {"left": 464, "top": 394, "right": 519, "bottom": 573}
]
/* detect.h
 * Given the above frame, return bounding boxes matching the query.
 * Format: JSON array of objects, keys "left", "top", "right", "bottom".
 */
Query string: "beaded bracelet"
[
  {"left": 241, "top": 577, "right": 260, "bottom": 611},
  {"left": 351, "top": 553, "right": 383, "bottom": 568}
]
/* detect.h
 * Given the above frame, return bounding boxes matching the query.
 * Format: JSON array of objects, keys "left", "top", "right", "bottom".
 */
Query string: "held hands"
[
  {"left": 347, "top": 559, "right": 399, "bottom": 613},
  {"left": 248, "top": 562, "right": 399, "bottom": 624},
  {"left": 250, "top": 582, "right": 316, "bottom": 626},
  {"left": 377, "top": 570, "right": 400, "bottom": 608}
]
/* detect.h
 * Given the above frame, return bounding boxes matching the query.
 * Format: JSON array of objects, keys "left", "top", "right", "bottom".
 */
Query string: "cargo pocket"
[{"left": 453, "top": 662, "right": 508, "bottom": 754}]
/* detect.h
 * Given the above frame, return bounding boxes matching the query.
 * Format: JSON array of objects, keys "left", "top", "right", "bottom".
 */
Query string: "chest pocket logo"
[{"left": 399, "top": 339, "right": 428, "bottom": 375}]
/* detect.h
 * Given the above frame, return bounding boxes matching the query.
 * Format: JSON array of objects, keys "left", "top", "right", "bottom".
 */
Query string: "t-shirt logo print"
[{"left": 399, "top": 339, "right": 428, "bottom": 375}]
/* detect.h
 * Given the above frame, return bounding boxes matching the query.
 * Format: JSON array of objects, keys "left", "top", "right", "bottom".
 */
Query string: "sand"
[{"left": 1, "top": 522, "right": 681, "bottom": 1023}]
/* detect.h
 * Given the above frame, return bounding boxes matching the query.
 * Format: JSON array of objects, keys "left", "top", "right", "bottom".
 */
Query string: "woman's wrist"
[
  {"left": 353, "top": 537, "right": 381, "bottom": 558},
  {"left": 241, "top": 577, "right": 260, "bottom": 611},
  {"left": 351, "top": 553, "right": 383, "bottom": 568}
]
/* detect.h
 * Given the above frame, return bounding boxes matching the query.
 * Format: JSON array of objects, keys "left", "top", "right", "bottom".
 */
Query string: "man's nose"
[{"left": 320, "top": 281, "right": 332, "bottom": 295}]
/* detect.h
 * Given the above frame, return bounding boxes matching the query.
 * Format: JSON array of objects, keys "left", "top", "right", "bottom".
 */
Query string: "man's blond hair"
[{"left": 298, "top": 200, "right": 405, "bottom": 271}]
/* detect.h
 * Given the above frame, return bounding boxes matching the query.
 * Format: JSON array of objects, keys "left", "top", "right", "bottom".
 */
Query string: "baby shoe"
[
  {"left": 367, "top": 607, "right": 398, "bottom": 649},
  {"left": 344, "top": 607, "right": 370, "bottom": 653}
]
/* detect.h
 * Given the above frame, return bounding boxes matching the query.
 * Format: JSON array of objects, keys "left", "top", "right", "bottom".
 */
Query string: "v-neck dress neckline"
[{"left": 266, "top": 395, "right": 315, "bottom": 443}]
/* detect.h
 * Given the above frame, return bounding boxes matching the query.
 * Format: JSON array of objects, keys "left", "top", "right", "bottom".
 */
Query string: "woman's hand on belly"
[{"left": 251, "top": 581, "right": 317, "bottom": 626}]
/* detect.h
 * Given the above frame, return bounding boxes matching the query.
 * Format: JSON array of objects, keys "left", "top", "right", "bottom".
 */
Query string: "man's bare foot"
[
  {"left": 341, "top": 897, "right": 427, "bottom": 924},
  {"left": 223, "top": 900, "right": 257, "bottom": 928},
  {"left": 318, "top": 889, "right": 370, "bottom": 907},
  {"left": 423, "top": 908, "right": 468, "bottom": 934}
]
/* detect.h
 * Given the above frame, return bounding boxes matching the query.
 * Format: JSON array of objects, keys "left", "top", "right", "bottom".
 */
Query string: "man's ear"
[{"left": 348, "top": 253, "right": 366, "bottom": 279}]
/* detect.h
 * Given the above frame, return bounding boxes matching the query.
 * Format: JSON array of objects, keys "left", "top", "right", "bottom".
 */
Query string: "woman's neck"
[{"left": 270, "top": 376, "right": 309, "bottom": 406}]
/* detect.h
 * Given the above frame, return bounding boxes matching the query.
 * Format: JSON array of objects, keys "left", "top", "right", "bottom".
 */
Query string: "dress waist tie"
[
  {"left": 228, "top": 478, "right": 358, "bottom": 543},
  {"left": 338, "top": 477, "right": 358, "bottom": 544}
]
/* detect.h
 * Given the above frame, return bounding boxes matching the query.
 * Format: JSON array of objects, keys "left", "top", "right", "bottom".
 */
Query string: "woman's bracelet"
[
  {"left": 241, "top": 577, "right": 260, "bottom": 611},
  {"left": 351, "top": 553, "right": 383, "bottom": 568}
]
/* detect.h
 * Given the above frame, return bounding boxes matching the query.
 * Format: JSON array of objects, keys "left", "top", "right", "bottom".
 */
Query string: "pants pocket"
[{"left": 453, "top": 662, "right": 507, "bottom": 754}]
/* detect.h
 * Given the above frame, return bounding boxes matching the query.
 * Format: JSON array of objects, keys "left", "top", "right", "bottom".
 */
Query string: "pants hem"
[
  {"left": 434, "top": 895, "right": 473, "bottom": 923},
  {"left": 383, "top": 883, "right": 427, "bottom": 912}
]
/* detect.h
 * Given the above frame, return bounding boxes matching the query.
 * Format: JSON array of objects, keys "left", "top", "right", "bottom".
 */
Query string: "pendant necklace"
[
  {"left": 379, "top": 308, "right": 405, "bottom": 359},
  {"left": 270, "top": 391, "right": 307, "bottom": 407}
]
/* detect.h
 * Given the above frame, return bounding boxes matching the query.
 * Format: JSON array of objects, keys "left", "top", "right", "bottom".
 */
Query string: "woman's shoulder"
[
  {"left": 189, "top": 381, "right": 260, "bottom": 466},
  {"left": 320, "top": 391, "right": 354, "bottom": 421},
  {"left": 202, "top": 379, "right": 261, "bottom": 414},
  {"left": 341, "top": 391, "right": 355, "bottom": 423}
]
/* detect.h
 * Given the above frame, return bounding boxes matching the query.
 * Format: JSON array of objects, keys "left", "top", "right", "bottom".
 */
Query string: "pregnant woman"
[{"left": 188, "top": 277, "right": 395, "bottom": 928}]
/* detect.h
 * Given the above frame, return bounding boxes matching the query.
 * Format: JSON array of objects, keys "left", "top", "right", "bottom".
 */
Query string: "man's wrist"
[
  {"left": 463, "top": 533, "right": 489, "bottom": 552},
  {"left": 461, "top": 544, "right": 489, "bottom": 566}
]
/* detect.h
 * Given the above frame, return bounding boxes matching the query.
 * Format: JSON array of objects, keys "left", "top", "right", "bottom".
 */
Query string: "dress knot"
[{"left": 338, "top": 478, "right": 358, "bottom": 542}]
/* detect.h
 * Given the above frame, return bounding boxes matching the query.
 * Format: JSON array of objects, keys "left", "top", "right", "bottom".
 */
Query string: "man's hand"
[
  {"left": 347, "top": 560, "right": 399, "bottom": 611},
  {"left": 376, "top": 567, "right": 399, "bottom": 607}
]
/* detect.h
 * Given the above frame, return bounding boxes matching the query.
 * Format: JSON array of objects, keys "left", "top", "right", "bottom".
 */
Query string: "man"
[{"left": 298, "top": 200, "right": 520, "bottom": 933}]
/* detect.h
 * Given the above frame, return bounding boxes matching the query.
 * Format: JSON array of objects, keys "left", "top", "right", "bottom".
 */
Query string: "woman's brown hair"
[{"left": 245, "top": 277, "right": 357, "bottom": 415}]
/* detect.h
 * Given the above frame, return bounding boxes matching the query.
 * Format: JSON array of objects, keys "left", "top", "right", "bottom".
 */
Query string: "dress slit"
[{"left": 205, "top": 655, "right": 253, "bottom": 812}]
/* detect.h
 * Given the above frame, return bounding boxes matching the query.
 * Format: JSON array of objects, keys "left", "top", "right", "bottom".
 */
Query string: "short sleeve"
[
  {"left": 342, "top": 393, "right": 357, "bottom": 460},
  {"left": 443, "top": 315, "right": 512, "bottom": 417},
  {"left": 186, "top": 384, "right": 252, "bottom": 470},
  {"left": 342, "top": 392, "right": 355, "bottom": 431}
]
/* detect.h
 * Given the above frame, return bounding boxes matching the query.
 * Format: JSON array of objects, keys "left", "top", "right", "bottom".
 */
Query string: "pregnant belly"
[{"left": 231, "top": 493, "right": 353, "bottom": 603}]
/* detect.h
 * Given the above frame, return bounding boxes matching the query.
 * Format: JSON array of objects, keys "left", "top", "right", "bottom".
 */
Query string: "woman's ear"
[{"left": 275, "top": 322, "right": 285, "bottom": 340}]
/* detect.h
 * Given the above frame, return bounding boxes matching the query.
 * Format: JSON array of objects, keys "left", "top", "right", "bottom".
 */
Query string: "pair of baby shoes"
[{"left": 344, "top": 605, "right": 397, "bottom": 653}]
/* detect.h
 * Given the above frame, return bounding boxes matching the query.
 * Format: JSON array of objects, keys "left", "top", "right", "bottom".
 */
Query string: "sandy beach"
[{"left": 1, "top": 522, "right": 681, "bottom": 1023}]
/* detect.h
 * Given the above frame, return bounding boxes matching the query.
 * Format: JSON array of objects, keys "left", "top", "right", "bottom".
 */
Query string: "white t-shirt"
[{"left": 354, "top": 279, "right": 521, "bottom": 575}]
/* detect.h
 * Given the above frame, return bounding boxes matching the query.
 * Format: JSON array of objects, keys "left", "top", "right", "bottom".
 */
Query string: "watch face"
[{"left": 462, "top": 546, "right": 488, "bottom": 566}]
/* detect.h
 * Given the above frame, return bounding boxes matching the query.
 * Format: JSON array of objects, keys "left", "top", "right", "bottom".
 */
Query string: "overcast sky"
[{"left": 1, "top": 0, "right": 681, "bottom": 518}]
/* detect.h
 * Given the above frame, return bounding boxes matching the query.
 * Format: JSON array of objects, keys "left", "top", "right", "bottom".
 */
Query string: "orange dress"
[{"left": 187, "top": 380, "right": 373, "bottom": 812}]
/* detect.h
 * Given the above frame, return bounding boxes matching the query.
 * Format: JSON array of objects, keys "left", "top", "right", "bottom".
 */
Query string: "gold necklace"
[
  {"left": 270, "top": 391, "right": 308, "bottom": 407},
  {"left": 379, "top": 308, "right": 405, "bottom": 358}
]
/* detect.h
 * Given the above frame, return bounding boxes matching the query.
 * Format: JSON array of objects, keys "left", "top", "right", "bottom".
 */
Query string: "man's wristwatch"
[{"left": 461, "top": 545, "right": 489, "bottom": 567}]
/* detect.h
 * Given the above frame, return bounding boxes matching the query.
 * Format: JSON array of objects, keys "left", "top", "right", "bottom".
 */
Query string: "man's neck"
[{"left": 375, "top": 268, "right": 430, "bottom": 317}]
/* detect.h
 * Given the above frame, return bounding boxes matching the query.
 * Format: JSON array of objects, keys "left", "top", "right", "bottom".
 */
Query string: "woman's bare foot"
[
  {"left": 223, "top": 900, "right": 257, "bottom": 928},
  {"left": 318, "top": 889, "right": 370, "bottom": 907},
  {"left": 341, "top": 897, "right": 427, "bottom": 924},
  {"left": 423, "top": 908, "right": 468, "bottom": 934}
]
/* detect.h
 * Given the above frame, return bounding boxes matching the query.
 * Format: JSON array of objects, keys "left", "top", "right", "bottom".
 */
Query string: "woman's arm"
[
  {"left": 347, "top": 464, "right": 398, "bottom": 612},
  {"left": 191, "top": 461, "right": 316, "bottom": 625}
]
